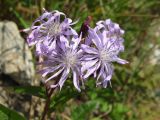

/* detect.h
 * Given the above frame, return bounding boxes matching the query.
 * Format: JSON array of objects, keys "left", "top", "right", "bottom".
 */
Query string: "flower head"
[
  {"left": 95, "top": 19, "right": 125, "bottom": 36},
  {"left": 39, "top": 35, "right": 83, "bottom": 91},
  {"left": 26, "top": 10, "right": 78, "bottom": 56},
  {"left": 81, "top": 23, "right": 128, "bottom": 88}
]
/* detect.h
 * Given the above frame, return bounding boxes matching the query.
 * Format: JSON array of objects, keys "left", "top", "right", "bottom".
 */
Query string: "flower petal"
[
  {"left": 102, "top": 74, "right": 112, "bottom": 88},
  {"left": 83, "top": 61, "right": 101, "bottom": 79},
  {"left": 58, "top": 68, "right": 70, "bottom": 90},
  {"left": 60, "top": 35, "right": 69, "bottom": 48},
  {"left": 45, "top": 67, "right": 64, "bottom": 83},
  {"left": 88, "top": 28, "right": 102, "bottom": 48},
  {"left": 96, "top": 64, "right": 104, "bottom": 83},
  {"left": 41, "top": 64, "right": 63, "bottom": 77},
  {"left": 71, "top": 35, "right": 81, "bottom": 50},
  {"left": 116, "top": 57, "right": 128, "bottom": 64},
  {"left": 81, "top": 59, "right": 98, "bottom": 72},
  {"left": 73, "top": 69, "right": 81, "bottom": 92},
  {"left": 81, "top": 44, "right": 98, "bottom": 54}
]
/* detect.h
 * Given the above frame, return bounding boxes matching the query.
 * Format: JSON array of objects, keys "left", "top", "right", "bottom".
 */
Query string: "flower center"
[
  {"left": 99, "top": 49, "right": 110, "bottom": 62},
  {"left": 64, "top": 50, "right": 77, "bottom": 67},
  {"left": 48, "top": 22, "right": 61, "bottom": 36}
]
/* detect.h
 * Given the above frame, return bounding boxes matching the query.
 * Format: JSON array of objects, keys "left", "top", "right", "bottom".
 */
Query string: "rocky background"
[{"left": 0, "top": 21, "right": 44, "bottom": 119}]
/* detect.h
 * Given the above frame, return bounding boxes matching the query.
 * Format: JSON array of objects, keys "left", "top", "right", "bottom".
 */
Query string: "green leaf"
[
  {"left": 0, "top": 110, "right": 8, "bottom": 120},
  {"left": 50, "top": 86, "right": 79, "bottom": 111},
  {"left": 0, "top": 104, "right": 26, "bottom": 120},
  {"left": 13, "top": 10, "right": 28, "bottom": 28},
  {"left": 6, "top": 86, "right": 46, "bottom": 98},
  {"left": 110, "top": 103, "right": 129, "bottom": 120},
  {"left": 71, "top": 101, "right": 97, "bottom": 120}
]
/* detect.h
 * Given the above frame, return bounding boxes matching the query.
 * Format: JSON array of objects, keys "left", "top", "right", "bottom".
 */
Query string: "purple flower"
[
  {"left": 25, "top": 10, "right": 128, "bottom": 91},
  {"left": 95, "top": 19, "right": 125, "bottom": 37},
  {"left": 26, "top": 9, "right": 78, "bottom": 56},
  {"left": 39, "top": 35, "right": 83, "bottom": 91},
  {"left": 81, "top": 26, "right": 128, "bottom": 88}
]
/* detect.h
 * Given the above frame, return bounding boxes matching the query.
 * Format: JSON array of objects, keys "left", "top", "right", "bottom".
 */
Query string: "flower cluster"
[{"left": 26, "top": 9, "right": 128, "bottom": 91}]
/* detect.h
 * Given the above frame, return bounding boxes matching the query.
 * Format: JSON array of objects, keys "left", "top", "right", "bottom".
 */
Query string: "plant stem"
[{"left": 41, "top": 86, "right": 54, "bottom": 120}]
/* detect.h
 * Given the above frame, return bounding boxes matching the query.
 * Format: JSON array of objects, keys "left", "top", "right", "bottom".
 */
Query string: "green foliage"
[
  {"left": 0, "top": 104, "right": 26, "bottom": 120},
  {"left": 13, "top": 11, "right": 29, "bottom": 28},
  {"left": 50, "top": 85, "right": 79, "bottom": 111},
  {"left": 7, "top": 86, "right": 46, "bottom": 98},
  {"left": 71, "top": 101, "right": 97, "bottom": 120},
  {"left": 110, "top": 103, "right": 129, "bottom": 120},
  {"left": 0, "top": 110, "right": 8, "bottom": 120}
]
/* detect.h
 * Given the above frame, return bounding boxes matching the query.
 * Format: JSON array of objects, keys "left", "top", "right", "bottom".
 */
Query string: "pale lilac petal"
[
  {"left": 54, "top": 10, "right": 66, "bottom": 16},
  {"left": 81, "top": 59, "right": 98, "bottom": 72},
  {"left": 94, "top": 72, "right": 97, "bottom": 78},
  {"left": 71, "top": 34, "right": 81, "bottom": 50},
  {"left": 35, "top": 42, "right": 42, "bottom": 55},
  {"left": 58, "top": 68, "right": 70, "bottom": 90},
  {"left": 105, "top": 19, "right": 112, "bottom": 26},
  {"left": 64, "top": 18, "right": 72, "bottom": 24},
  {"left": 83, "top": 61, "right": 101, "bottom": 79},
  {"left": 77, "top": 49, "right": 83, "bottom": 57},
  {"left": 96, "top": 20, "right": 104, "bottom": 25},
  {"left": 105, "top": 38, "right": 116, "bottom": 50},
  {"left": 85, "top": 36, "right": 92, "bottom": 45},
  {"left": 104, "top": 63, "right": 113, "bottom": 74},
  {"left": 50, "top": 84, "right": 58, "bottom": 88},
  {"left": 120, "top": 29, "right": 125, "bottom": 35},
  {"left": 45, "top": 67, "right": 64, "bottom": 83},
  {"left": 73, "top": 70, "right": 81, "bottom": 92},
  {"left": 96, "top": 64, "right": 104, "bottom": 83},
  {"left": 88, "top": 28, "right": 102, "bottom": 48},
  {"left": 101, "top": 31, "right": 108, "bottom": 45},
  {"left": 116, "top": 57, "right": 128, "bottom": 64},
  {"left": 70, "top": 19, "right": 79, "bottom": 25},
  {"left": 41, "top": 64, "right": 63, "bottom": 77},
  {"left": 27, "top": 30, "right": 37, "bottom": 46},
  {"left": 94, "top": 23, "right": 104, "bottom": 30},
  {"left": 60, "top": 35, "right": 69, "bottom": 48},
  {"left": 63, "top": 28, "right": 78, "bottom": 36},
  {"left": 102, "top": 74, "right": 112, "bottom": 88},
  {"left": 82, "top": 55, "right": 97, "bottom": 61},
  {"left": 81, "top": 44, "right": 98, "bottom": 54}
]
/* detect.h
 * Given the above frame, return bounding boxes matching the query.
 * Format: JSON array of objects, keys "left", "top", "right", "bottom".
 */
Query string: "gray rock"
[{"left": 0, "top": 21, "right": 35, "bottom": 85}]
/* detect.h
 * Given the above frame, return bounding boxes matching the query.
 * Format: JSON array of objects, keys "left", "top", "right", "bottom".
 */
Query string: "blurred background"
[{"left": 0, "top": 0, "right": 160, "bottom": 120}]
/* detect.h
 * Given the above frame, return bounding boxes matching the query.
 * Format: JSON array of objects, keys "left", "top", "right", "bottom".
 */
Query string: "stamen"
[
  {"left": 64, "top": 50, "right": 77, "bottom": 67},
  {"left": 99, "top": 49, "right": 110, "bottom": 62},
  {"left": 48, "top": 22, "right": 61, "bottom": 36}
]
